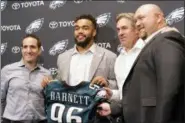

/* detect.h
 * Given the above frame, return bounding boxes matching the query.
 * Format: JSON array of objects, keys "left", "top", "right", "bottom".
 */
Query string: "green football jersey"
[{"left": 44, "top": 80, "right": 107, "bottom": 123}]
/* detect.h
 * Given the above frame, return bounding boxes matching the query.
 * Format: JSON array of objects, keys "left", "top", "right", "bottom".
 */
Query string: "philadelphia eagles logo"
[
  {"left": 74, "top": 0, "right": 83, "bottom": 4},
  {"left": 25, "top": 18, "right": 44, "bottom": 34},
  {"left": 49, "top": 0, "right": 67, "bottom": 10},
  {"left": 1, "top": 42, "right": 7, "bottom": 55},
  {"left": 1, "top": 0, "right": 7, "bottom": 11},
  {"left": 49, "top": 39, "right": 68, "bottom": 56},
  {"left": 96, "top": 13, "right": 111, "bottom": 27},
  {"left": 117, "top": 0, "right": 125, "bottom": 3},
  {"left": 166, "top": 7, "right": 184, "bottom": 25},
  {"left": 117, "top": 44, "right": 123, "bottom": 53}
]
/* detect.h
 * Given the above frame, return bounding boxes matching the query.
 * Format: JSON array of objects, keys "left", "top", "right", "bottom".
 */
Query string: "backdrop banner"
[{"left": 1, "top": 0, "right": 184, "bottom": 74}]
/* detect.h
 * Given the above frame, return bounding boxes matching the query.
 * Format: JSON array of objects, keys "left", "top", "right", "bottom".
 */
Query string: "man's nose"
[
  {"left": 118, "top": 30, "right": 124, "bottom": 36},
  {"left": 26, "top": 47, "right": 32, "bottom": 52},
  {"left": 135, "top": 20, "right": 141, "bottom": 28}
]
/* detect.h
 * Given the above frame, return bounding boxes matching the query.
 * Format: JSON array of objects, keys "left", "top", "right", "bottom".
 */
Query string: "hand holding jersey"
[
  {"left": 96, "top": 102, "right": 111, "bottom": 116},
  {"left": 91, "top": 76, "right": 113, "bottom": 99},
  {"left": 91, "top": 76, "right": 113, "bottom": 118},
  {"left": 91, "top": 76, "right": 109, "bottom": 87},
  {"left": 41, "top": 76, "right": 53, "bottom": 87},
  {"left": 44, "top": 80, "right": 108, "bottom": 123}
]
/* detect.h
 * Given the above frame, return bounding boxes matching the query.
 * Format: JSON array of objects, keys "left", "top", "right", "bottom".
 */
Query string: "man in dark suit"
[{"left": 120, "top": 4, "right": 185, "bottom": 123}]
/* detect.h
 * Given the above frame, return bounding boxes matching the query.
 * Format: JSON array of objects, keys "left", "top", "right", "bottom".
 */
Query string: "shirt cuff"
[{"left": 110, "top": 90, "right": 120, "bottom": 101}]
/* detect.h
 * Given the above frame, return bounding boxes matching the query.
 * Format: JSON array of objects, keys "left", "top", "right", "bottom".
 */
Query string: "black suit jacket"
[{"left": 122, "top": 31, "right": 185, "bottom": 123}]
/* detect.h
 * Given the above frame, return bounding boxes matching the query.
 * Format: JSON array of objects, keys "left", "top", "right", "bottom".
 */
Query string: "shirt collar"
[
  {"left": 18, "top": 59, "right": 41, "bottom": 70},
  {"left": 72, "top": 43, "right": 96, "bottom": 55},
  {"left": 144, "top": 27, "right": 166, "bottom": 44},
  {"left": 120, "top": 38, "right": 145, "bottom": 54},
  {"left": 132, "top": 38, "right": 145, "bottom": 49}
]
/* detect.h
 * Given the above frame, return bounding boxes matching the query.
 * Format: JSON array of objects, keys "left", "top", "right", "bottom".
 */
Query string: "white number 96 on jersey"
[{"left": 51, "top": 103, "right": 83, "bottom": 123}]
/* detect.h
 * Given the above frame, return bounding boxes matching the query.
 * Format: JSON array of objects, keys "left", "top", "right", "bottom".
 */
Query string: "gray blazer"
[{"left": 56, "top": 44, "right": 118, "bottom": 89}]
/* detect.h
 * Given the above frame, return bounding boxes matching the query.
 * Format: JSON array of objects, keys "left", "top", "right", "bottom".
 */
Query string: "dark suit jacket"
[{"left": 122, "top": 31, "right": 185, "bottom": 123}]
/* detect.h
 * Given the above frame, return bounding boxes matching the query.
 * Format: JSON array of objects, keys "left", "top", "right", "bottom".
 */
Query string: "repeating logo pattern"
[
  {"left": 1, "top": 25, "right": 21, "bottom": 32},
  {"left": 1, "top": 0, "right": 7, "bottom": 11},
  {"left": 49, "top": 21, "right": 58, "bottom": 29},
  {"left": 12, "top": 46, "right": 20, "bottom": 54},
  {"left": 166, "top": 7, "right": 185, "bottom": 25},
  {"left": 117, "top": 0, "right": 125, "bottom": 3},
  {"left": 74, "top": 0, "right": 83, "bottom": 4},
  {"left": 97, "top": 42, "right": 111, "bottom": 49},
  {"left": 117, "top": 44, "right": 123, "bottom": 53},
  {"left": 49, "top": 0, "right": 67, "bottom": 10},
  {"left": 25, "top": 18, "right": 44, "bottom": 34},
  {"left": 49, "top": 39, "right": 68, "bottom": 56},
  {"left": 12, "top": 1, "right": 44, "bottom": 10},
  {"left": 96, "top": 13, "right": 111, "bottom": 27},
  {"left": 1, "top": 42, "right": 7, "bottom": 55},
  {"left": 74, "top": 0, "right": 92, "bottom": 4},
  {"left": 49, "top": 20, "right": 74, "bottom": 29},
  {"left": 1, "top": 1, "right": 184, "bottom": 69},
  {"left": 12, "top": 2, "right": 20, "bottom": 10}
]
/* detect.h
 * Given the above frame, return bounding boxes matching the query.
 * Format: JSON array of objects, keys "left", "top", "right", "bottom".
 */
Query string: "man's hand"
[
  {"left": 41, "top": 76, "right": 52, "bottom": 87},
  {"left": 97, "top": 102, "right": 111, "bottom": 116},
  {"left": 91, "top": 76, "right": 108, "bottom": 87},
  {"left": 103, "top": 87, "right": 113, "bottom": 99}
]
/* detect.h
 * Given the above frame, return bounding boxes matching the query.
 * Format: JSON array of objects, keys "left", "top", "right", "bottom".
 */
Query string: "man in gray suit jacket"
[
  {"left": 41, "top": 14, "right": 117, "bottom": 123},
  {"left": 56, "top": 14, "right": 117, "bottom": 89}
]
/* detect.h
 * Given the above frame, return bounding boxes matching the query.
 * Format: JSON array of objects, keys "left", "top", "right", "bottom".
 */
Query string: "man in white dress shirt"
[
  {"left": 113, "top": 13, "right": 145, "bottom": 101},
  {"left": 95, "top": 13, "right": 144, "bottom": 119}
]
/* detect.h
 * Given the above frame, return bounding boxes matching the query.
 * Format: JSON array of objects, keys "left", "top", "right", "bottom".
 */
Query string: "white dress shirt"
[
  {"left": 69, "top": 44, "right": 95, "bottom": 86},
  {"left": 112, "top": 39, "right": 145, "bottom": 100}
]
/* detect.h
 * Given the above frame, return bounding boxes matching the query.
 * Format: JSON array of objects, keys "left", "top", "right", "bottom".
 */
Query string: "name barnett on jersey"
[
  {"left": 1, "top": 25, "right": 21, "bottom": 31},
  {"left": 12, "top": 1, "right": 44, "bottom": 10},
  {"left": 50, "top": 91, "right": 90, "bottom": 106}
]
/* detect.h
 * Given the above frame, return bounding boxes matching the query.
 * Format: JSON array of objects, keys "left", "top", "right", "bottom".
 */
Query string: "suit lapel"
[
  {"left": 88, "top": 46, "right": 104, "bottom": 81},
  {"left": 123, "top": 35, "right": 158, "bottom": 87},
  {"left": 63, "top": 50, "right": 73, "bottom": 82}
]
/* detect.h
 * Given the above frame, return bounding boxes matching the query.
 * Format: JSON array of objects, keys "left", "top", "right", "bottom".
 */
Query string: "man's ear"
[
  {"left": 38, "top": 47, "right": 42, "bottom": 56},
  {"left": 93, "top": 29, "right": 97, "bottom": 37},
  {"left": 156, "top": 13, "right": 163, "bottom": 24}
]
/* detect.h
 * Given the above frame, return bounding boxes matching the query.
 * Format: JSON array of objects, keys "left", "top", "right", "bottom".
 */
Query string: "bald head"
[
  {"left": 136, "top": 4, "right": 164, "bottom": 16},
  {"left": 134, "top": 4, "right": 166, "bottom": 40}
]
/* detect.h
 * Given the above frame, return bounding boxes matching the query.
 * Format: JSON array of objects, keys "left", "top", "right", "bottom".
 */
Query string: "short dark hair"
[
  {"left": 74, "top": 14, "right": 97, "bottom": 30},
  {"left": 22, "top": 34, "right": 41, "bottom": 48}
]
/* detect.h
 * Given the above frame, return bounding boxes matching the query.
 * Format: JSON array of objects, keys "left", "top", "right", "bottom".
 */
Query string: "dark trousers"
[{"left": 92, "top": 115, "right": 124, "bottom": 123}]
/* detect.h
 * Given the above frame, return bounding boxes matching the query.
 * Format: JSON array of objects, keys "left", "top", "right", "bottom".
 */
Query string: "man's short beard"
[
  {"left": 140, "top": 32, "right": 147, "bottom": 40},
  {"left": 141, "top": 35, "right": 147, "bottom": 40},
  {"left": 75, "top": 37, "right": 92, "bottom": 48}
]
